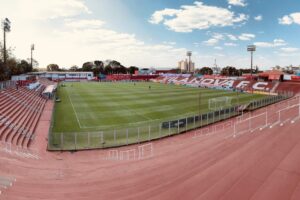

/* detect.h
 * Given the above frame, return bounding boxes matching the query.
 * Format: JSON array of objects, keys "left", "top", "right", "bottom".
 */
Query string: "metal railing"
[
  {"left": 48, "top": 92, "right": 292, "bottom": 151},
  {"left": 0, "top": 80, "right": 16, "bottom": 91}
]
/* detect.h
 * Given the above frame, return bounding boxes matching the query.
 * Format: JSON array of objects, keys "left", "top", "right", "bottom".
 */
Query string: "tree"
[
  {"left": 47, "top": 64, "right": 60, "bottom": 71},
  {"left": 6, "top": 58, "right": 18, "bottom": 76},
  {"left": 0, "top": 42, "right": 36, "bottom": 80},
  {"left": 116, "top": 65, "right": 127, "bottom": 74},
  {"left": 109, "top": 60, "right": 121, "bottom": 69},
  {"left": 0, "top": 42, "right": 14, "bottom": 63},
  {"left": 104, "top": 65, "right": 113, "bottom": 74},
  {"left": 26, "top": 58, "right": 39, "bottom": 69},
  {"left": 82, "top": 62, "right": 94, "bottom": 71},
  {"left": 94, "top": 60, "right": 104, "bottom": 68},
  {"left": 221, "top": 66, "right": 239, "bottom": 76},
  {"left": 70, "top": 65, "right": 79, "bottom": 71},
  {"left": 128, "top": 66, "right": 139, "bottom": 74},
  {"left": 16, "top": 60, "right": 31, "bottom": 74},
  {"left": 94, "top": 60, "right": 104, "bottom": 75},
  {"left": 255, "top": 66, "right": 260, "bottom": 73},
  {"left": 199, "top": 67, "right": 213, "bottom": 75},
  {"left": 0, "top": 42, "right": 15, "bottom": 79},
  {"left": 0, "top": 62, "right": 8, "bottom": 81}
]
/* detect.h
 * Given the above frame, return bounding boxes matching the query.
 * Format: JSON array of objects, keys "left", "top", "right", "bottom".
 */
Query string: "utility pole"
[
  {"left": 31, "top": 44, "right": 35, "bottom": 69},
  {"left": 2, "top": 18, "right": 11, "bottom": 76},
  {"left": 3, "top": 24, "right": 6, "bottom": 63}
]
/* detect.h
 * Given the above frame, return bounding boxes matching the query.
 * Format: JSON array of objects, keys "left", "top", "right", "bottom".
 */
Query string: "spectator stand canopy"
[
  {"left": 258, "top": 70, "right": 284, "bottom": 81},
  {"left": 42, "top": 85, "right": 57, "bottom": 99}
]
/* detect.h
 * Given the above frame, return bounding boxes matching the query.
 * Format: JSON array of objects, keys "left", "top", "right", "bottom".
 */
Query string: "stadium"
[
  {"left": 1, "top": 71, "right": 300, "bottom": 199},
  {"left": 1, "top": 1, "right": 300, "bottom": 199}
]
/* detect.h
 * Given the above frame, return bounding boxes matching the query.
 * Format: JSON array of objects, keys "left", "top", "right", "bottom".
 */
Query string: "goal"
[{"left": 209, "top": 96, "right": 232, "bottom": 111}]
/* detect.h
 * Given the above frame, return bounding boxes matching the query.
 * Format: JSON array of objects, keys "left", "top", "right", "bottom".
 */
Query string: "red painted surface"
[{"left": 1, "top": 96, "right": 300, "bottom": 199}]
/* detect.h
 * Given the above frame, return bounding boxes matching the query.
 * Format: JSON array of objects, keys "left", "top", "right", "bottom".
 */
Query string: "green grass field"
[{"left": 50, "top": 82, "right": 265, "bottom": 150}]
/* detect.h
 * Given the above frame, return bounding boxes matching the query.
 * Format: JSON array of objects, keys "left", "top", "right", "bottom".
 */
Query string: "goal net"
[{"left": 209, "top": 96, "right": 232, "bottom": 111}]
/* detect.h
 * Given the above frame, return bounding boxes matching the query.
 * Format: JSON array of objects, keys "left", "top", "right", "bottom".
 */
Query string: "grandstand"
[{"left": 0, "top": 87, "right": 46, "bottom": 148}]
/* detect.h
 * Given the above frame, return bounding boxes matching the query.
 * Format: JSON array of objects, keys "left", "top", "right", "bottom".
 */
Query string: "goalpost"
[{"left": 209, "top": 96, "right": 232, "bottom": 111}]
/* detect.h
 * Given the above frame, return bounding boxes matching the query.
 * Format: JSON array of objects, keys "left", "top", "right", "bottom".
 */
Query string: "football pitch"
[{"left": 50, "top": 82, "right": 264, "bottom": 149}]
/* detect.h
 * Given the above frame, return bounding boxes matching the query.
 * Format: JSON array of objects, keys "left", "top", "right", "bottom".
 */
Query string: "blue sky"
[{"left": 1, "top": 0, "right": 300, "bottom": 69}]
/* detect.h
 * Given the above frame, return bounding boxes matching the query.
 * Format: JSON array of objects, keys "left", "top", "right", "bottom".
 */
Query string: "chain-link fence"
[{"left": 48, "top": 92, "right": 292, "bottom": 151}]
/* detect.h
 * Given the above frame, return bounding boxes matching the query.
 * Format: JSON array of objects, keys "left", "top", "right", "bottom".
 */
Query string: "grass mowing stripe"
[
  {"left": 52, "top": 82, "right": 265, "bottom": 132},
  {"left": 66, "top": 89, "right": 83, "bottom": 128}
]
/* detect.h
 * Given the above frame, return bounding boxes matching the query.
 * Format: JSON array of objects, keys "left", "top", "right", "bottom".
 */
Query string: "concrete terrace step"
[
  {"left": 0, "top": 87, "right": 47, "bottom": 148},
  {"left": 20, "top": 98, "right": 47, "bottom": 148},
  {"left": 11, "top": 96, "right": 40, "bottom": 145}
]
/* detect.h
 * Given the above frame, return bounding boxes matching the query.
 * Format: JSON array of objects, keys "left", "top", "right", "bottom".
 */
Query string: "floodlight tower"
[
  {"left": 2, "top": 18, "right": 11, "bottom": 69},
  {"left": 247, "top": 45, "right": 256, "bottom": 79},
  {"left": 31, "top": 44, "right": 35, "bottom": 69},
  {"left": 187, "top": 51, "right": 192, "bottom": 73}
]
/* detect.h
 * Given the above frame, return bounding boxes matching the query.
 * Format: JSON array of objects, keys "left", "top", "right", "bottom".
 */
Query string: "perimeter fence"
[{"left": 48, "top": 92, "right": 293, "bottom": 150}]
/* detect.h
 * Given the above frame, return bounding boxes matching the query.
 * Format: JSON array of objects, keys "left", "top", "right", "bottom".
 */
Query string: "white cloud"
[
  {"left": 149, "top": 1, "right": 248, "bottom": 32},
  {"left": 227, "top": 0, "right": 247, "bottom": 7},
  {"left": 193, "top": 42, "right": 200, "bottom": 47},
  {"left": 279, "top": 13, "right": 300, "bottom": 25},
  {"left": 149, "top": 9, "right": 179, "bottom": 24},
  {"left": 224, "top": 42, "right": 238, "bottom": 46},
  {"left": 273, "top": 39, "right": 287, "bottom": 46},
  {"left": 254, "top": 39, "right": 287, "bottom": 48},
  {"left": 0, "top": 0, "right": 188, "bottom": 68},
  {"left": 163, "top": 41, "right": 176, "bottom": 46},
  {"left": 50, "top": 20, "right": 188, "bottom": 67},
  {"left": 12, "top": 0, "right": 91, "bottom": 20},
  {"left": 254, "top": 15, "right": 263, "bottom": 21},
  {"left": 203, "top": 32, "right": 254, "bottom": 46},
  {"left": 227, "top": 34, "right": 238, "bottom": 41},
  {"left": 254, "top": 42, "right": 275, "bottom": 48},
  {"left": 226, "top": 33, "right": 255, "bottom": 41},
  {"left": 203, "top": 38, "right": 219, "bottom": 46},
  {"left": 212, "top": 33, "right": 225, "bottom": 40},
  {"left": 281, "top": 47, "right": 299, "bottom": 53},
  {"left": 214, "top": 46, "right": 223, "bottom": 50},
  {"left": 65, "top": 19, "right": 105, "bottom": 29},
  {"left": 238, "top": 33, "right": 255, "bottom": 41},
  {"left": 202, "top": 33, "right": 225, "bottom": 46}
]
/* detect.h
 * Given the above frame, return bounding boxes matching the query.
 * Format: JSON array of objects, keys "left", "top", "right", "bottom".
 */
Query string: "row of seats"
[
  {"left": 38, "top": 78, "right": 55, "bottom": 87},
  {"left": 276, "top": 82, "right": 300, "bottom": 95},
  {"left": 0, "top": 87, "right": 47, "bottom": 148}
]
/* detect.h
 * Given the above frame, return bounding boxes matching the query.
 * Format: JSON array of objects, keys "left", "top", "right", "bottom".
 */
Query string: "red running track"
[{"left": 0, "top": 98, "right": 300, "bottom": 200}]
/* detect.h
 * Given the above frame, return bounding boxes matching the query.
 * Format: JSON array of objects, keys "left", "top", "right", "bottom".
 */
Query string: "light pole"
[
  {"left": 247, "top": 45, "right": 256, "bottom": 79},
  {"left": 2, "top": 18, "right": 11, "bottom": 72},
  {"left": 31, "top": 44, "right": 35, "bottom": 69}
]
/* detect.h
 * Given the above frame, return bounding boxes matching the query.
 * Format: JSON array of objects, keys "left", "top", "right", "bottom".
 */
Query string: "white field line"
[
  {"left": 66, "top": 85, "right": 258, "bottom": 130},
  {"left": 66, "top": 89, "right": 83, "bottom": 129}
]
